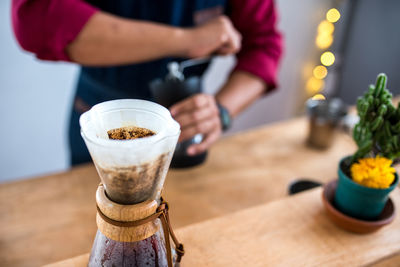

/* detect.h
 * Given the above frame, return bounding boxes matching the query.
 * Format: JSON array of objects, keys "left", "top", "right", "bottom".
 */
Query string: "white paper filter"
[{"left": 79, "top": 99, "right": 180, "bottom": 204}]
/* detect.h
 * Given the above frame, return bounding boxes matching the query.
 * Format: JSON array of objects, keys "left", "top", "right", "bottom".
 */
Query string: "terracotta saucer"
[{"left": 322, "top": 180, "right": 396, "bottom": 234}]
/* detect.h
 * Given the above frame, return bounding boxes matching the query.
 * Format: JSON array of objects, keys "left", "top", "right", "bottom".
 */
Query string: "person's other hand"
[
  {"left": 185, "top": 16, "right": 242, "bottom": 58},
  {"left": 170, "top": 94, "right": 222, "bottom": 155}
]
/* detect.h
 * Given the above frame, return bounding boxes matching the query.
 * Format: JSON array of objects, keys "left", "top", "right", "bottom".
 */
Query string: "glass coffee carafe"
[{"left": 80, "top": 99, "right": 183, "bottom": 267}]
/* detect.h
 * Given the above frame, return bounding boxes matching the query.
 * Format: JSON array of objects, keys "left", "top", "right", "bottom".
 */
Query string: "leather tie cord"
[{"left": 96, "top": 200, "right": 185, "bottom": 267}]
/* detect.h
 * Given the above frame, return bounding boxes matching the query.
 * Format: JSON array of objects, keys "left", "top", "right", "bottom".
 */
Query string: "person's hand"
[
  {"left": 184, "top": 16, "right": 242, "bottom": 58},
  {"left": 170, "top": 94, "right": 222, "bottom": 155}
]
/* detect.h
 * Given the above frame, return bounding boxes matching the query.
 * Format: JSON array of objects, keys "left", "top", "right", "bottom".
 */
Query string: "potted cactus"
[{"left": 334, "top": 73, "right": 399, "bottom": 220}]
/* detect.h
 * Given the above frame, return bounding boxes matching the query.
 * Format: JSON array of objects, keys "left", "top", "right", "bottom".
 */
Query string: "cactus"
[{"left": 352, "top": 73, "right": 400, "bottom": 163}]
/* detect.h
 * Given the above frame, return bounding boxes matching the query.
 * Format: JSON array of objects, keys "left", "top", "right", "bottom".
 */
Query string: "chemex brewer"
[{"left": 80, "top": 99, "right": 184, "bottom": 267}]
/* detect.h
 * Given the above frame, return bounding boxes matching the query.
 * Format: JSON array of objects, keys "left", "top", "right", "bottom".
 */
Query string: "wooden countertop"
[
  {"left": 46, "top": 187, "right": 400, "bottom": 267},
  {"left": 0, "top": 117, "right": 397, "bottom": 266}
]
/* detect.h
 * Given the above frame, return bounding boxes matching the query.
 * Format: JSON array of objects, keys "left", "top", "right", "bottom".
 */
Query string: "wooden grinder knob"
[{"left": 96, "top": 185, "right": 160, "bottom": 242}]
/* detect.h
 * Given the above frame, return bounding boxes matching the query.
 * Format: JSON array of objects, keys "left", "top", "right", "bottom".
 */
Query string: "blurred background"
[{"left": 1, "top": 0, "right": 400, "bottom": 182}]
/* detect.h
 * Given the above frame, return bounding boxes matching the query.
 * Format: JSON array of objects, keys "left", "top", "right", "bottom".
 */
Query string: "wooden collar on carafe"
[{"left": 96, "top": 184, "right": 159, "bottom": 242}]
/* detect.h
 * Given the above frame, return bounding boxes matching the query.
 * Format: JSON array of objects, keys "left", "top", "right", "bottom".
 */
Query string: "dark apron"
[{"left": 69, "top": 0, "right": 227, "bottom": 165}]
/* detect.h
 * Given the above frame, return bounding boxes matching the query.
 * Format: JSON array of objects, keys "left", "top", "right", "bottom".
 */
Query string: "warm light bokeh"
[
  {"left": 318, "top": 20, "right": 334, "bottom": 35},
  {"left": 320, "top": 51, "right": 335, "bottom": 66},
  {"left": 313, "top": 65, "right": 328, "bottom": 79},
  {"left": 306, "top": 77, "right": 325, "bottom": 95},
  {"left": 326, "top": 8, "right": 341, "bottom": 23},
  {"left": 315, "top": 34, "right": 333, "bottom": 49},
  {"left": 311, "top": 93, "right": 326, "bottom": 100}
]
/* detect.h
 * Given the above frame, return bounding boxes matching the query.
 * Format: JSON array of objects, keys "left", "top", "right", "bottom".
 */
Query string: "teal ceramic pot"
[{"left": 334, "top": 156, "right": 399, "bottom": 220}]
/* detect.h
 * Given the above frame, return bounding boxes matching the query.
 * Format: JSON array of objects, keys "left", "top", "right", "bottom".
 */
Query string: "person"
[{"left": 12, "top": 0, "right": 283, "bottom": 166}]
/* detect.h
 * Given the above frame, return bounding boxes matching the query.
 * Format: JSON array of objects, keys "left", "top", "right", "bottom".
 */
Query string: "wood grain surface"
[
  {"left": 46, "top": 187, "right": 400, "bottom": 267},
  {"left": 175, "top": 188, "right": 400, "bottom": 267},
  {"left": 0, "top": 117, "right": 395, "bottom": 266}
]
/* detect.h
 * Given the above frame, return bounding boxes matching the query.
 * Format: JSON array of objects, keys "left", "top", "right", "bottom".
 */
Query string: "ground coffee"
[{"left": 107, "top": 126, "right": 155, "bottom": 140}]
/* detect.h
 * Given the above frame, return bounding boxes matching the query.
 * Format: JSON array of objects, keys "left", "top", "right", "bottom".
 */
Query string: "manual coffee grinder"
[
  {"left": 150, "top": 58, "right": 211, "bottom": 168},
  {"left": 80, "top": 99, "right": 184, "bottom": 267}
]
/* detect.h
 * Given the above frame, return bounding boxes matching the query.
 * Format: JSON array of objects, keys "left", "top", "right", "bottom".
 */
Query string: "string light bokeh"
[
  {"left": 320, "top": 51, "right": 335, "bottom": 66},
  {"left": 307, "top": 8, "right": 341, "bottom": 98},
  {"left": 311, "top": 93, "right": 326, "bottom": 100},
  {"left": 326, "top": 8, "right": 341, "bottom": 23},
  {"left": 313, "top": 65, "right": 328, "bottom": 79}
]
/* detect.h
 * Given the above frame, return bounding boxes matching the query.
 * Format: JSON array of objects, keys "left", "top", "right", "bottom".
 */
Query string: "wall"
[
  {"left": 0, "top": 1, "right": 78, "bottom": 182},
  {"left": 0, "top": 0, "right": 331, "bottom": 182},
  {"left": 336, "top": 0, "right": 400, "bottom": 104}
]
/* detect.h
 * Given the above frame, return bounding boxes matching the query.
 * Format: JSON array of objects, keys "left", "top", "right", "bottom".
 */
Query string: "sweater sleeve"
[
  {"left": 229, "top": 0, "right": 283, "bottom": 91},
  {"left": 12, "top": 0, "right": 98, "bottom": 61}
]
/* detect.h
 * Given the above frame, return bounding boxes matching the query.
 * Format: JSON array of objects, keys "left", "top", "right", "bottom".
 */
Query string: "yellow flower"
[{"left": 351, "top": 156, "right": 396, "bottom": 189}]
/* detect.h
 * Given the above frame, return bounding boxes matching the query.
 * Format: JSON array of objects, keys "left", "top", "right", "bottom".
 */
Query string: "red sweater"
[{"left": 11, "top": 0, "right": 283, "bottom": 89}]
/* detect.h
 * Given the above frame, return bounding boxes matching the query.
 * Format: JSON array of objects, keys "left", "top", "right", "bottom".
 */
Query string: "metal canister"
[{"left": 306, "top": 98, "right": 348, "bottom": 149}]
